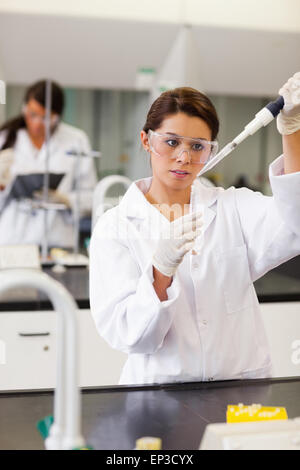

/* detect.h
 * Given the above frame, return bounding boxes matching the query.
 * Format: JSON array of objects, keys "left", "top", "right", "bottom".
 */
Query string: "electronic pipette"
[{"left": 198, "top": 95, "right": 285, "bottom": 176}]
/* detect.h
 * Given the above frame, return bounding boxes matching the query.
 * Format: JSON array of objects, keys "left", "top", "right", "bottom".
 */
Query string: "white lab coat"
[
  {"left": 89, "top": 155, "right": 300, "bottom": 385},
  {"left": 0, "top": 122, "right": 97, "bottom": 247}
]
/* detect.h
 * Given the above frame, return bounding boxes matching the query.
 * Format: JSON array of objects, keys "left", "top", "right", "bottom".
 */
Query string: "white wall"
[{"left": 211, "top": 95, "right": 265, "bottom": 189}]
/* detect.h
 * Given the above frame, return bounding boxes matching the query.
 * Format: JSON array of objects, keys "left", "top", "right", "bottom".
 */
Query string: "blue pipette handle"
[{"left": 265, "top": 95, "right": 284, "bottom": 117}]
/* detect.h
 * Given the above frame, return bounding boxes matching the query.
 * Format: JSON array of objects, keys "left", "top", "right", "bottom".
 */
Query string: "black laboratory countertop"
[
  {"left": 1, "top": 377, "right": 300, "bottom": 450},
  {"left": 0, "top": 255, "right": 299, "bottom": 311},
  {"left": 0, "top": 265, "right": 90, "bottom": 311}
]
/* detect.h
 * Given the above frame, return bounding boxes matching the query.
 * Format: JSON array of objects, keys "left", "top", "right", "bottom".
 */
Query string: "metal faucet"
[
  {"left": 0, "top": 269, "right": 85, "bottom": 450},
  {"left": 92, "top": 175, "right": 131, "bottom": 231}
]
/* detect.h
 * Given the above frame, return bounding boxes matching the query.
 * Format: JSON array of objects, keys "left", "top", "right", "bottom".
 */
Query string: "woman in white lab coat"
[
  {"left": 89, "top": 73, "right": 300, "bottom": 386},
  {"left": 0, "top": 80, "right": 97, "bottom": 247}
]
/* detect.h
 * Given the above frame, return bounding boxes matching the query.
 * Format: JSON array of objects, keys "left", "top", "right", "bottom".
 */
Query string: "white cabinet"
[
  {"left": 2, "top": 302, "right": 299, "bottom": 391},
  {"left": 0, "top": 309, "right": 126, "bottom": 391},
  {"left": 0, "top": 311, "right": 57, "bottom": 390},
  {"left": 260, "top": 302, "right": 300, "bottom": 378}
]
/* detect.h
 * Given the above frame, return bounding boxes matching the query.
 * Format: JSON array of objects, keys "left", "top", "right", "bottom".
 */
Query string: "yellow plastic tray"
[{"left": 226, "top": 403, "right": 288, "bottom": 423}]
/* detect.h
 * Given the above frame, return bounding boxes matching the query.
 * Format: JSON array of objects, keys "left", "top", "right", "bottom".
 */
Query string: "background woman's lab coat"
[
  {"left": 89, "top": 155, "right": 300, "bottom": 385},
  {"left": 0, "top": 122, "right": 97, "bottom": 247}
]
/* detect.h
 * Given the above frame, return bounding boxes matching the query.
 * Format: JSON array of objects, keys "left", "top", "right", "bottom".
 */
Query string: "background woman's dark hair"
[
  {"left": 0, "top": 80, "right": 65, "bottom": 150},
  {"left": 143, "top": 87, "right": 219, "bottom": 140}
]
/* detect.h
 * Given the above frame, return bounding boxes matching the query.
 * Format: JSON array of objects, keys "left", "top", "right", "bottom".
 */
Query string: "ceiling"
[{"left": 0, "top": 12, "right": 298, "bottom": 96}]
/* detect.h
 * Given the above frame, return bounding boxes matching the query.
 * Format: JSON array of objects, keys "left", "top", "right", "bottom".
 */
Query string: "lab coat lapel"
[
  {"left": 118, "top": 177, "right": 164, "bottom": 240},
  {"left": 119, "top": 176, "right": 218, "bottom": 239},
  {"left": 39, "top": 129, "right": 61, "bottom": 163},
  {"left": 120, "top": 177, "right": 153, "bottom": 222},
  {"left": 191, "top": 179, "right": 218, "bottom": 235},
  {"left": 16, "top": 127, "right": 61, "bottom": 170}
]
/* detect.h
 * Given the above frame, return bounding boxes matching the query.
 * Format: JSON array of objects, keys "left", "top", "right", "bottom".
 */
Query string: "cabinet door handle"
[{"left": 18, "top": 332, "right": 50, "bottom": 337}]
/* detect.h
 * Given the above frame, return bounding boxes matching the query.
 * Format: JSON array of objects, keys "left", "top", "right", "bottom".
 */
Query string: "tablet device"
[{"left": 9, "top": 173, "right": 65, "bottom": 200}]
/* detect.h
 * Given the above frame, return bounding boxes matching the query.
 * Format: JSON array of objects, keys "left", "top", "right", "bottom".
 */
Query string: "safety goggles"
[
  {"left": 22, "top": 105, "right": 59, "bottom": 126},
  {"left": 148, "top": 130, "right": 218, "bottom": 164}
]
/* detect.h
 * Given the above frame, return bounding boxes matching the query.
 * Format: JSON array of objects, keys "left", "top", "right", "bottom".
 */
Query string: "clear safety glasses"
[
  {"left": 148, "top": 130, "right": 218, "bottom": 164},
  {"left": 22, "top": 105, "right": 59, "bottom": 126}
]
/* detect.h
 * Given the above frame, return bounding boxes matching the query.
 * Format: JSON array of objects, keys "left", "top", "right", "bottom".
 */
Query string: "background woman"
[{"left": 0, "top": 79, "right": 97, "bottom": 247}]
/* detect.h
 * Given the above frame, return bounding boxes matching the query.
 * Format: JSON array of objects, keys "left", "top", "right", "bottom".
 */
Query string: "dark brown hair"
[
  {"left": 0, "top": 79, "right": 64, "bottom": 150},
  {"left": 143, "top": 87, "right": 219, "bottom": 140}
]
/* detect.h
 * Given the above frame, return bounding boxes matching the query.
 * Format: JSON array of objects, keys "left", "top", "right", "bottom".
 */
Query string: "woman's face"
[
  {"left": 23, "top": 98, "right": 58, "bottom": 139},
  {"left": 141, "top": 112, "right": 213, "bottom": 191}
]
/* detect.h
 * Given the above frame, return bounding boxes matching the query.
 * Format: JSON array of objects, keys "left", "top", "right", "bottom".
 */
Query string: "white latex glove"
[
  {"left": 277, "top": 72, "right": 300, "bottom": 135},
  {"left": 152, "top": 211, "right": 203, "bottom": 277}
]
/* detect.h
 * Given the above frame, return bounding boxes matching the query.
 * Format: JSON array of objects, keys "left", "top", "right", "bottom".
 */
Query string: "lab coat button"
[{"left": 202, "top": 319, "right": 207, "bottom": 325}]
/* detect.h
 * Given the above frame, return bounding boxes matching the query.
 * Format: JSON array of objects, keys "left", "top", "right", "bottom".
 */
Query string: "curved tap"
[
  {"left": 92, "top": 175, "right": 131, "bottom": 230},
  {"left": 0, "top": 269, "right": 85, "bottom": 450}
]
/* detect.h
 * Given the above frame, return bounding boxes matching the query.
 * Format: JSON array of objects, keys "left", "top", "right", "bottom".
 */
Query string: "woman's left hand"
[
  {"left": 277, "top": 72, "right": 300, "bottom": 135},
  {"left": 50, "top": 190, "right": 70, "bottom": 208},
  {"left": 33, "top": 189, "right": 70, "bottom": 207}
]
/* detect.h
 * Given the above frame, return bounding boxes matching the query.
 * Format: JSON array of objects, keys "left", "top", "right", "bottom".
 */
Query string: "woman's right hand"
[{"left": 152, "top": 211, "right": 203, "bottom": 278}]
